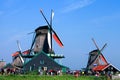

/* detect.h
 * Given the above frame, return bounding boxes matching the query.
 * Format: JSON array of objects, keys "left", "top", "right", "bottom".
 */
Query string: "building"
[
  {"left": 0, "top": 60, "right": 6, "bottom": 69},
  {"left": 93, "top": 64, "right": 120, "bottom": 75}
]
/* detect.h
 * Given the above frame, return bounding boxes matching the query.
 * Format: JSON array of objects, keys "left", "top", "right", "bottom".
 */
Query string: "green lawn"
[{"left": 0, "top": 75, "right": 107, "bottom": 80}]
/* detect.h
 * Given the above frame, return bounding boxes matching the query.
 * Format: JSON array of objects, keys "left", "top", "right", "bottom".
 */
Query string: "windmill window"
[{"left": 40, "top": 60, "right": 44, "bottom": 64}]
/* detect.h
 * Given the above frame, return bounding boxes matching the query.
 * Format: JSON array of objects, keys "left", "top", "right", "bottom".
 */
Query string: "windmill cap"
[
  {"left": 35, "top": 25, "right": 49, "bottom": 32},
  {"left": 89, "top": 49, "right": 99, "bottom": 55}
]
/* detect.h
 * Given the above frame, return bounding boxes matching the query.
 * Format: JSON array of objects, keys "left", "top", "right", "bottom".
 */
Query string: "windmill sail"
[
  {"left": 40, "top": 9, "right": 64, "bottom": 48},
  {"left": 53, "top": 31, "right": 63, "bottom": 47},
  {"left": 99, "top": 54, "right": 108, "bottom": 65},
  {"left": 50, "top": 9, "right": 54, "bottom": 26},
  {"left": 48, "top": 29, "right": 52, "bottom": 49},
  {"left": 17, "top": 40, "right": 22, "bottom": 52}
]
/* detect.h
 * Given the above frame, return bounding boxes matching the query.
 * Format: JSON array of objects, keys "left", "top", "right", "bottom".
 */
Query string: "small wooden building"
[
  {"left": 0, "top": 60, "right": 6, "bottom": 69},
  {"left": 93, "top": 64, "right": 120, "bottom": 75}
]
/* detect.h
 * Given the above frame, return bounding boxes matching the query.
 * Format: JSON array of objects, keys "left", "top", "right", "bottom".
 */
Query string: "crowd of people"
[
  {"left": 0, "top": 68, "right": 16, "bottom": 75},
  {"left": 0, "top": 67, "right": 113, "bottom": 80},
  {"left": 38, "top": 69, "right": 62, "bottom": 76}
]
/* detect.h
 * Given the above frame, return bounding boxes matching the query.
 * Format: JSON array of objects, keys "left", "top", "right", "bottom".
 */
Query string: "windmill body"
[
  {"left": 31, "top": 25, "right": 64, "bottom": 59},
  {"left": 86, "top": 49, "right": 108, "bottom": 71},
  {"left": 12, "top": 55, "right": 24, "bottom": 68},
  {"left": 34, "top": 26, "right": 50, "bottom": 53}
]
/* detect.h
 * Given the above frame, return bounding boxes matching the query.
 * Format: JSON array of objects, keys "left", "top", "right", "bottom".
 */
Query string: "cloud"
[{"left": 62, "top": 0, "right": 95, "bottom": 13}]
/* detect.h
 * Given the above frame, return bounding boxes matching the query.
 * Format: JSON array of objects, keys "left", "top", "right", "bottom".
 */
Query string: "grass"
[{"left": 0, "top": 75, "right": 107, "bottom": 80}]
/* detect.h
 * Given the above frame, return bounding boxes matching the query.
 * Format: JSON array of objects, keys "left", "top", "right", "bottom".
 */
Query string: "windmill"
[
  {"left": 86, "top": 38, "right": 108, "bottom": 72},
  {"left": 12, "top": 40, "right": 24, "bottom": 68},
  {"left": 27, "top": 9, "right": 64, "bottom": 59},
  {"left": 22, "top": 9, "right": 68, "bottom": 72},
  {"left": 10, "top": 9, "right": 67, "bottom": 72}
]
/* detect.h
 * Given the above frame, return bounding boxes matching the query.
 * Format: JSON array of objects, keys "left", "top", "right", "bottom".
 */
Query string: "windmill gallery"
[{"left": 0, "top": 10, "right": 119, "bottom": 76}]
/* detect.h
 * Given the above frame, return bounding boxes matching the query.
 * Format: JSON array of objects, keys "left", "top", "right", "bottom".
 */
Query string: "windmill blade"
[
  {"left": 49, "top": 9, "right": 54, "bottom": 50},
  {"left": 92, "top": 38, "right": 99, "bottom": 50},
  {"left": 52, "top": 30, "right": 64, "bottom": 47},
  {"left": 50, "top": 9, "right": 54, "bottom": 26},
  {"left": 40, "top": 9, "right": 64, "bottom": 47},
  {"left": 40, "top": 9, "right": 51, "bottom": 28},
  {"left": 100, "top": 54, "right": 108, "bottom": 64},
  {"left": 29, "top": 33, "right": 36, "bottom": 54},
  {"left": 101, "top": 43, "right": 107, "bottom": 52},
  {"left": 16, "top": 41, "right": 25, "bottom": 64},
  {"left": 17, "top": 40, "right": 22, "bottom": 52},
  {"left": 40, "top": 9, "right": 53, "bottom": 49},
  {"left": 48, "top": 30, "right": 52, "bottom": 49},
  {"left": 19, "top": 54, "right": 24, "bottom": 63},
  {"left": 27, "top": 32, "right": 35, "bottom": 35}
]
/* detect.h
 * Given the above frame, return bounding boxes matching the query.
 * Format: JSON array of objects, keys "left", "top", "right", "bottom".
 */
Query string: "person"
[
  {"left": 107, "top": 71, "right": 112, "bottom": 80},
  {"left": 74, "top": 71, "right": 79, "bottom": 78},
  {"left": 95, "top": 71, "right": 100, "bottom": 77},
  {"left": 82, "top": 71, "right": 85, "bottom": 76},
  {"left": 38, "top": 68, "right": 43, "bottom": 75},
  {"left": 57, "top": 70, "right": 62, "bottom": 76},
  {"left": 1, "top": 68, "right": 4, "bottom": 75}
]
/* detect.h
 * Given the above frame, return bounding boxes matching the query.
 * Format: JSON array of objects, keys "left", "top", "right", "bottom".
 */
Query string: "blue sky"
[{"left": 0, "top": 0, "right": 120, "bottom": 70}]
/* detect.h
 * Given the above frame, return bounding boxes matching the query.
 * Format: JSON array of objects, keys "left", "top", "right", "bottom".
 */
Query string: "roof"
[
  {"left": 93, "top": 64, "right": 109, "bottom": 71},
  {"left": 109, "top": 63, "right": 120, "bottom": 71},
  {"left": 35, "top": 25, "right": 49, "bottom": 32},
  {"left": 23, "top": 50, "right": 68, "bottom": 69},
  {"left": 93, "top": 64, "right": 120, "bottom": 72},
  {"left": 12, "top": 51, "right": 20, "bottom": 57},
  {"left": 22, "top": 50, "right": 30, "bottom": 55}
]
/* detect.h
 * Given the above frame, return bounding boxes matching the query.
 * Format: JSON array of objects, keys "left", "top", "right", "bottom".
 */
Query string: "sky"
[{"left": 0, "top": 0, "right": 120, "bottom": 70}]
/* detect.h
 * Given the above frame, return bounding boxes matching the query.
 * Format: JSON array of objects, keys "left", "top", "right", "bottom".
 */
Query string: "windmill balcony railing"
[{"left": 47, "top": 54, "right": 64, "bottom": 58}]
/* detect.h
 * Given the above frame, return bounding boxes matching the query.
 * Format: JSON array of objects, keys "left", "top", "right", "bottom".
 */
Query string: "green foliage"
[{"left": 0, "top": 75, "right": 107, "bottom": 80}]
